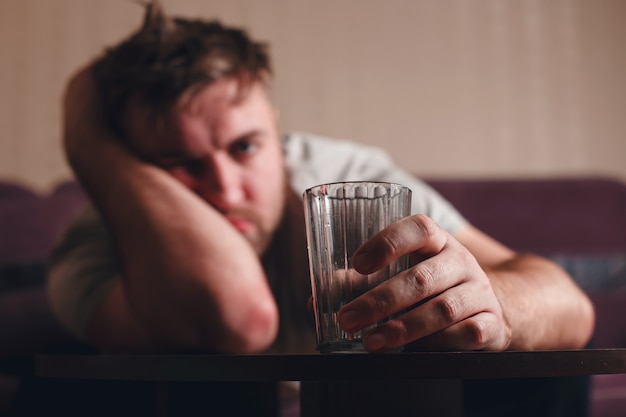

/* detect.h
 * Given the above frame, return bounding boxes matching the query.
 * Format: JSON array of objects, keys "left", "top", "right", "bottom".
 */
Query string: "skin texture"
[{"left": 59, "top": 65, "right": 595, "bottom": 354}]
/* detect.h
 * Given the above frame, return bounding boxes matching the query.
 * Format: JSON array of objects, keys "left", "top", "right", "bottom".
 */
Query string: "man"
[{"left": 49, "top": 1, "right": 594, "bottom": 358}]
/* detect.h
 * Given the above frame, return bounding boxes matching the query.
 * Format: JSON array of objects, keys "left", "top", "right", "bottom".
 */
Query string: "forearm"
[
  {"left": 68, "top": 138, "right": 278, "bottom": 353},
  {"left": 487, "top": 254, "right": 595, "bottom": 350}
]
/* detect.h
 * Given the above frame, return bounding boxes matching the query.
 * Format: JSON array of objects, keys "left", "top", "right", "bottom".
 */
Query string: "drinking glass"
[{"left": 303, "top": 181, "right": 412, "bottom": 353}]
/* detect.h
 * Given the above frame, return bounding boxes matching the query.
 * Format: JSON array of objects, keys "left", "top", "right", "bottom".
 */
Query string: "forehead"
[
  {"left": 126, "top": 78, "right": 273, "bottom": 154},
  {"left": 175, "top": 80, "right": 273, "bottom": 145},
  {"left": 175, "top": 79, "right": 268, "bottom": 132},
  {"left": 177, "top": 79, "right": 241, "bottom": 119}
]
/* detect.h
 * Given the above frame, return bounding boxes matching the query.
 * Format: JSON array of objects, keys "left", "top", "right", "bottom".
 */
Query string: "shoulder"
[
  {"left": 282, "top": 131, "right": 468, "bottom": 234},
  {"left": 282, "top": 131, "right": 394, "bottom": 193},
  {"left": 47, "top": 204, "right": 119, "bottom": 341},
  {"left": 283, "top": 131, "right": 392, "bottom": 164}
]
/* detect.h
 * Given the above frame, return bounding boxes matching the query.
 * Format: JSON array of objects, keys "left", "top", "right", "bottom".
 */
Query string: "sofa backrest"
[
  {"left": 425, "top": 177, "right": 626, "bottom": 257},
  {"left": 426, "top": 177, "right": 626, "bottom": 290}
]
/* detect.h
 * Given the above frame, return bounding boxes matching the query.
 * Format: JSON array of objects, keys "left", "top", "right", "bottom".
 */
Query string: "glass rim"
[{"left": 303, "top": 181, "right": 411, "bottom": 197}]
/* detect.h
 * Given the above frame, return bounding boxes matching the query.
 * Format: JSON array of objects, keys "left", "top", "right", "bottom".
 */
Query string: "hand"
[
  {"left": 337, "top": 214, "right": 512, "bottom": 353},
  {"left": 62, "top": 64, "right": 112, "bottom": 164}
]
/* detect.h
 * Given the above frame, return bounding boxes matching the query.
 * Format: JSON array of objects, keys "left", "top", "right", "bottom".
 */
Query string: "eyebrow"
[
  {"left": 223, "top": 130, "right": 264, "bottom": 146},
  {"left": 148, "top": 129, "right": 265, "bottom": 163},
  {"left": 207, "top": 128, "right": 263, "bottom": 153}
]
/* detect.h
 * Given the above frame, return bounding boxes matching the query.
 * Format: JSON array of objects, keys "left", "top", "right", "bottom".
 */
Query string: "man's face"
[{"left": 125, "top": 78, "right": 286, "bottom": 255}]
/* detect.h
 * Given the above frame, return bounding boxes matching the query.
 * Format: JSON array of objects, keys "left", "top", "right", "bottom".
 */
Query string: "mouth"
[{"left": 226, "top": 216, "right": 254, "bottom": 233}]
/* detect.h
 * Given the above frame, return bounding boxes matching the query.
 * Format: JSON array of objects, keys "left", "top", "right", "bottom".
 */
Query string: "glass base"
[
  {"left": 318, "top": 340, "right": 366, "bottom": 354},
  {"left": 318, "top": 340, "right": 406, "bottom": 354}
]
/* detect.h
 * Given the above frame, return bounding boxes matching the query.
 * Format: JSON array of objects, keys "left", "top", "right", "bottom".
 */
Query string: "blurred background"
[{"left": 0, "top": 0, "right": 624, "bottom": 193}]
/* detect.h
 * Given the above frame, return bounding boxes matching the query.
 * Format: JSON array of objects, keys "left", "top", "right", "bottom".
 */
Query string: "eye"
[{"left": 229, "top": 136, "right": 260, "bottom": 160}]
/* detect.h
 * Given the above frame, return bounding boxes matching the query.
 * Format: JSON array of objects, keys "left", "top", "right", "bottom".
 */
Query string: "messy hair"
[{"left": 92, "top": 0, "right": 272, "bottom": 135}]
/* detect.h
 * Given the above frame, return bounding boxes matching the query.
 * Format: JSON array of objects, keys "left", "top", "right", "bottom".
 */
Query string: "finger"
[
  {"left": 339, "top": 237, "right": 485, "bottom": 332},
  {"left": 404, "top": 312, "right": 512, "bottom": 351},
  {"left": 352, "top": 214, "right": 448, "bottom": 274},
  {"left": 338, "top": 252, "right": 468, "bottom": 332},
  {"left": 359, "top": 281, "right": 499, "bottom": 352},
  {"left": 319, "top": 268, "right": 369, "bottom": 312}
]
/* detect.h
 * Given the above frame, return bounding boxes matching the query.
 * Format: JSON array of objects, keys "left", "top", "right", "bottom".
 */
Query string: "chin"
[{"left": 245, "top": 230, "right": 272, "bottom": 257}]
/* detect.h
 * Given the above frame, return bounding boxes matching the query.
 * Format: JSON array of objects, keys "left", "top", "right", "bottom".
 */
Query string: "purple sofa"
[
  {"left": 1, "top": 177, "right": 625, "bottom": 416},
  {"left": 0, "top": 181, "right": 86, "bottom": 355}
]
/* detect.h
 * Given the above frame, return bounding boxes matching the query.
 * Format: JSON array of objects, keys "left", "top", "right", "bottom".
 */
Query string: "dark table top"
[{"left": 35, "top": 348, "right": 626, "bottom": 382}]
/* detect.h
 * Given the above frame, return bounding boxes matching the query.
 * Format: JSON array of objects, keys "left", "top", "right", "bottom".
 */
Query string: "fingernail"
[
  {"left": 339, "top": 309, "right": 359, "bottom": 331},
  {"left": 364, "top": 332, "right": 387, "bottom": 352}
]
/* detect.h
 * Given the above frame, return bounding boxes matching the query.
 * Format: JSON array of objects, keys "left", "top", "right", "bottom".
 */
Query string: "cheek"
[
  {"left": 246, "top": 159, "right": 285, "bottom": 211},
  {"left": 246, "top": 171, "right": 280, "bottom": 206}
]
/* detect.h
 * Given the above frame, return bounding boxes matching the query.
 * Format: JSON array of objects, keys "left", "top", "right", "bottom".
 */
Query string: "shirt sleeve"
[
  {"left": 283, "top": 131, "right": 468, "bottom": 235},
  {"left": 47, "top": 204, "right": 120, "bottom": 342}
]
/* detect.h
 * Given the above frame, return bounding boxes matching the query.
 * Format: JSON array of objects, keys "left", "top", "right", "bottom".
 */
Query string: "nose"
[{"left": 194, "top": 154, "right": 245, "bottom": 211}]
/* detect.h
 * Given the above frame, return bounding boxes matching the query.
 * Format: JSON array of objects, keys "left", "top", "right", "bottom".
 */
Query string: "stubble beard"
[{"left": 248, "top": 176, "right": 289, "bottom": 257}]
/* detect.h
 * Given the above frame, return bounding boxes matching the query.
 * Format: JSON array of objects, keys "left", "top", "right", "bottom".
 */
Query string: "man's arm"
[
  {"left": 60, "top": 67, "right": 278, "bottom": 354},
  {"left": 455, "top": 224, "right": 595, "bottom": 350},
  {"left": 337, "top": 215, "right": 594, "bottom": 352}
]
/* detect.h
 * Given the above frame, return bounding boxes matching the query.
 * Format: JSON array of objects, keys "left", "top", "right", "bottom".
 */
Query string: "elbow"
[
  {"left": 127, "top": 297, "right": 279, "bottom": 354},
  {"left": 576, "top": 293, "right": 596, "bottom": 349},
  {"left": 554, "top": 267, "right": 597, "bottom": 349},
  {"left": 235, "top": 303, "right": 280, "bottom": 353},
  {"left": 560, "top": 266, "right": 597, "bottom": 349},
  {"left": 215, "top": 297, "right": 279, "bottom": 354},
  {"left": 117, "top": 284, "right": 279, "bottom": 355}
]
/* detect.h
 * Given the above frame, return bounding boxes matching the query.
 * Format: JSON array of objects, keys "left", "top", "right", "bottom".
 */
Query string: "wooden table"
[{"left": 35, "top": 349, "right": 626, "bottom": 417}]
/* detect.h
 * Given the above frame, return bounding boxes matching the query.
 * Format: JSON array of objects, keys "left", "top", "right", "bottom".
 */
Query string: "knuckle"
[
  {"left": 456, "top": 247, "right": 476, "bottom": 265},
  {"left": 380, "top": 233, "right": 401, "bottom": 256},
  {"left": 451, "top": 246, "right": 480, "bottom": 273},
  {"left": 433, "top": 295, "right": 462, "bottom": 324},
  {"left": 465, "top": 319, "right": 485, "bottom": 347},
  {"left": 407, "top": 264, "right": 436, "bottom": 296},
  {"left": 411, "top": 214, "right": 439, "bottom": 240},
  {"left": 464, "top": 318, "right": 488, "bottom": 348},
  {"left": 385, "top": 319, "right": 410, "bottom": 344}
]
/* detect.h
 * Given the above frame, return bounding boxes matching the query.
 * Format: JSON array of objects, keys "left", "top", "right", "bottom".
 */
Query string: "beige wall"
[{"left": 1, "top": 0, "right": 625, "bottom": 193}]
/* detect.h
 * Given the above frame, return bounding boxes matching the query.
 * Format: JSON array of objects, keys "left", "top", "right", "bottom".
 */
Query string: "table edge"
[{"left": 35, "top": 349, "right": 626, "bottom": 382}]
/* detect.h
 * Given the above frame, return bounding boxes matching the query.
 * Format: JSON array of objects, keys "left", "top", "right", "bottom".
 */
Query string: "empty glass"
[{"left": 303, "top": 182, "right": 412, "bottom": 353}]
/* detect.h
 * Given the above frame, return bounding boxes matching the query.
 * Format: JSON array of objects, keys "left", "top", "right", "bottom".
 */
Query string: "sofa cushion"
[
  {"left": 0, "top": 262, "right": 47, "bottom": 292},
  {"left": 0, "top": 181, "right": 87, "bottom": 357},
  {"left": 552, "top": 255, "right": 626, "bottom": 291},
  {"left": 589, "top": 291, "right": 626, "bottom": 349},
  {"left": 0, "top": 181, "right": 86, "bottom": 264}
]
